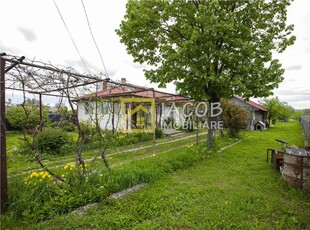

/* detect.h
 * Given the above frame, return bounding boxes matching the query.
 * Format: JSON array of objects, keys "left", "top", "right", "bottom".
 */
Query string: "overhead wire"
[
  {"left": 52, "top": 0, "right": 92, "bottom": 76},
  {"left": 80, "top": 0, "right": 108, "bottom": 77}
]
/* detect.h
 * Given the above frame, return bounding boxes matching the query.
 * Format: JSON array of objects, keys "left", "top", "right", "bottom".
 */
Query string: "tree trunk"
[
  {"left": 207, "top": 115, "right": 216, "bottom": 149},
  {"left": 206, "top": 97, "right": 220, "bottom": 149},
  {"left": 207, "top": 127, "right": 213, "bottom": 149}
]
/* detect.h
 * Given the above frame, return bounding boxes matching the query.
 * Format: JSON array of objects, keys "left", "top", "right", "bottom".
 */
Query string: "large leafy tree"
[{"left": 117, "top": 0, "right": 295, "bottom": 147}]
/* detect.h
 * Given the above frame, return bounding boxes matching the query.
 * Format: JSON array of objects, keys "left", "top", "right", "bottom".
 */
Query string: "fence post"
[{"left": 0, "top": 57, "right": 8, "bottom": 214}]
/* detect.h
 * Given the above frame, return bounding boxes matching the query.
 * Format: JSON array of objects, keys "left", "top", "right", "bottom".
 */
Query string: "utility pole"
[{"left": 0, "top": 56, "right": 8, "bottom": 214}]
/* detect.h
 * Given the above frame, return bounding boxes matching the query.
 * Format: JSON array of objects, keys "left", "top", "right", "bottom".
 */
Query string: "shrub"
[
  {"left": 155, "top": 127, "right": 165, "bottom": 138},
  {"left": 134, "top": 132, "right": 153, "bottom": 142},
  {"left": 35, "top": 128, "right": 70, "bottom": 154},
  {"left": 80, "top": 121, "right": 98, "bottom": 143},
  {"left": 220, "top": 99, "right": 250, "bottom": 137},
  {"left": 59, "top": 119, "right": 75, "bottom": 132}
]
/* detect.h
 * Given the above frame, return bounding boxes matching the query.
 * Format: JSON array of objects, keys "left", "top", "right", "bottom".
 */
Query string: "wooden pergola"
[
  {"left": 0, "top": 53, "right": 108, "bottom": 214},
  {"left": 0, "top": 53, "right": 192, "bottom": 214}
]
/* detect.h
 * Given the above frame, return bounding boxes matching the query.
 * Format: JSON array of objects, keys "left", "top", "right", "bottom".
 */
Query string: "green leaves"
[
  {"left": 260, "top": 97, "right": 294, "bottom": 123},
  {"left": 36, "top": 128, "right": 70, "bottom": 154},
  {"left": 6, "top": 99, "right": 49, "bottom": 130},
  {"left": 117, "top": 0, "right": 295, "bottom": 102}
]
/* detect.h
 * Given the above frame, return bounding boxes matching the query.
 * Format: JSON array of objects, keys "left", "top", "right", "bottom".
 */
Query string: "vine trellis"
[
  {"left": 0, "top": 53, "right": 113, "bottom": 213},
  {"left": 0, "top": 53, "right": 191, "bottom": 214}
]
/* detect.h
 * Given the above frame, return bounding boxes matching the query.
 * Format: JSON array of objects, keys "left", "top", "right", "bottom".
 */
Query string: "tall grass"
[{"left": 2, "top": 139, "right": 220, "bottom": 224}]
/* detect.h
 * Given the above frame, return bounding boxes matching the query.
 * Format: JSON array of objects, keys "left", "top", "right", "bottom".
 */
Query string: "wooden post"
[
  {"left": 112, "top": 100, "right": 115, "bottom": 135},
  {"left": 153, "top": 89, "right": 156, "bottom": 154},
  {"left": 0, "top": 57, "right": 8, "bottom": 214},
  {"left": 39, "top": 93, "right": 43, "bottom": 130}
]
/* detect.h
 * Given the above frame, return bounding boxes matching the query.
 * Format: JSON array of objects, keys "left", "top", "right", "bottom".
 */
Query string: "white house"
[{"left": 76, "top": 78, "right": 189, "bottom": 132}]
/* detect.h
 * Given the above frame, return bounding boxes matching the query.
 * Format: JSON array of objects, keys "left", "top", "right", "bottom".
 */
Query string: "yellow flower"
[
  {"left": 30, "top": 172, "right": 39, "bottom": 178},
  {"left": 186, "top": 144, "right": 194, "bottom": 149},
  {"left": 61, "top": 174, "right": 65, "bottom": 178},
  {"left": 152, "top": 154, "right": 156, "bottom": 157}
]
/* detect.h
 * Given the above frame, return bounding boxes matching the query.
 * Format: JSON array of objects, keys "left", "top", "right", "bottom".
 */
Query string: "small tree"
[
  {"left": 6, "top": 99, "right": 49, "bottom": 130},
  {"left": 220, "top": 100, "right": 250, "bottom": 137},
  {"left": 260, "top": 97, "right": 293, "bottom": 124}
]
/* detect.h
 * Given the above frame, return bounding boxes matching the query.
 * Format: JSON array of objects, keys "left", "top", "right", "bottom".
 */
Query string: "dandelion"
[
  {"left": 61, "top": 174, "right": 65, "bottom": 178},
  {"left": 152, "top": 154, "right": 156, "bottom": 157},
  {"left": 186, "top": 144, "right": 195, "bottom": 149}
]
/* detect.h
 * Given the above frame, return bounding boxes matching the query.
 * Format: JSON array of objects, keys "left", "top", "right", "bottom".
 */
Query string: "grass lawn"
[
  {"left": 6, "top": 120, "right": 309, "bottom": 229},
  {"left": 6, "top": 131, "right": 209, "bottom": 175}
]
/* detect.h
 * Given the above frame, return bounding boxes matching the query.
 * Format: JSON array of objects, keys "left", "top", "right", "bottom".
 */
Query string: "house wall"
[
  {"left": 77, "top": 100, "right": 186, "bottom": 131},
  {"left": 77, "top": 101, "right": 122, "bottom": 130},
  {"left": 230, "top": 97, "right": 250, "bottom": 108},
  {"left": 254, "top": 110, "right": 263, "bottom": 124},
  {"left": 230, "top": 97, "right": 267, "bottom": 130},
  {"left": 158, "top": 102, "right": 186, "bottom": 128}
]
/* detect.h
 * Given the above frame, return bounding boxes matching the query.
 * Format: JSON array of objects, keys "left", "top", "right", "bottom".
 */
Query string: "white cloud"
[{"left": 1, "top": 0, "right": 309, "bottom": 108}]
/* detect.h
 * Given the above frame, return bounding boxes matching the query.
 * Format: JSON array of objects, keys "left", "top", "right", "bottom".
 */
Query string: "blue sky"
[{"left": 1, "top": 0, "right": 309, "bottom": 109}]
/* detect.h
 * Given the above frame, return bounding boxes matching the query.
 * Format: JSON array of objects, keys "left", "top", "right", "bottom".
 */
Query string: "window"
[
  {"left": 100, "top": 102, "right": 109, "bottom": 114},
  {"left": 84, "top": 102, "right": 92, "bottom": 115}
]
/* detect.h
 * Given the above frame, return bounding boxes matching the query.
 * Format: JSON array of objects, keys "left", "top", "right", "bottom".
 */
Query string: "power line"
[
  {"left": 80, "top": 0, "right": 108, "bottom": 77},
  {"left": 52, "top": 0, "right": 91, "bottom": 75}
]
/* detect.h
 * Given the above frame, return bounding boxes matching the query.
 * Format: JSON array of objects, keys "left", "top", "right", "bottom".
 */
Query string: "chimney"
[
  {"left": 102, "top": 80, "right": 108, "bottom": 90},
  {"left": 121, "top": 78, "right": 127, "bottom": 85}
]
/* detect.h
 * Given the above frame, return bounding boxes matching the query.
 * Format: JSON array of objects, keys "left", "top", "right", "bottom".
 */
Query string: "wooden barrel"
[{"left": 283, "top": 151, "right": 310, "bottom": 191}]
